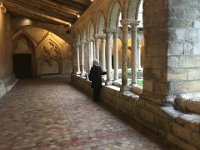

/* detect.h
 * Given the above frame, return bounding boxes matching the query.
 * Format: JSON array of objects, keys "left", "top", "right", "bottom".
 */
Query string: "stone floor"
[{"left": 0, "top": 78, "right": 181, "bottom": 150}]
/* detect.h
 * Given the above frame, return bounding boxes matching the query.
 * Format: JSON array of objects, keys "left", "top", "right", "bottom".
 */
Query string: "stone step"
[{"left": 175, "top": 93, "right": 200, "bottom": 115}]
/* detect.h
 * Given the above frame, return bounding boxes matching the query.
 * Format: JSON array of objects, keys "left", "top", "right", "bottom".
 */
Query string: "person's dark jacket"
[{"left": 89, "top": 65, "right": 106, "bottom": 88}]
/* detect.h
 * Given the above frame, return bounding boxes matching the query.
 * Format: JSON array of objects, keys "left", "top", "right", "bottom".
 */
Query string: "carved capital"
[
  {"left": 130, "top": 20, "right": 140, "bottom": 27},
  {"left": 99, "top": 34, "right": 106, "bottom": 39}
]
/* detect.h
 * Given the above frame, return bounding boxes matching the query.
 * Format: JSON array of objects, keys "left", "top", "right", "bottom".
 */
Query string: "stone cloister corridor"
[{"left": 0, "top": 78, "right": 179, "bottom": 150}]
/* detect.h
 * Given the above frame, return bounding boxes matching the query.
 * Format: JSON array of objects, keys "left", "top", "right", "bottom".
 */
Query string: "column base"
[
  {"left": 106, "top": 80, "right": 113, "bottom": 85},
  {"left": 120, "top": 85, "right": 131, "bottom": 92},
  {"left": 76, "top": 71, "right": 81, "bottom": 75},
  {"left": 81, "top": 72, "right": 85, "bottom": 76}
]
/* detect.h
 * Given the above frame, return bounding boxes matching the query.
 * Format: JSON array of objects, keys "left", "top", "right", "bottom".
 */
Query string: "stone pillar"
[
  {"left": 0, "top": 4, "right": 7, "bottom": 78},
  {"left": 91, "top": 39, "right": 96, "bottom": 60},
  {"left": 81, "top": 42, "right": 85, "bottom": 76},
  {"left": 113, "top": 31, "right": 119, "bottom": 80},
  {"left": 141, "top": 0, "right": 176, "bottom": 104},
  {"left": 120, "top": 20, "right": 130, "bottom": 92},
  {"left": 131, "top": 21, "right": 140, "bottom": 85},
  {"left": 94, "top": 34, "right": 100, "bottom": 62},
  {"left": 105, "top": 29, "right": 113, "bottom": 85},
  {"left": 100, "top": 34, "right": 106, "bottom": 71},
  {"left": 76, "top": 43, "right": 81, "bottom": 74},
  {"left": 88, "top": 39, "right": 92, "bottom": 70}
]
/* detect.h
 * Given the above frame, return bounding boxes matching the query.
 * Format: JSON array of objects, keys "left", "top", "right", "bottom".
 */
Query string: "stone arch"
[
  {"left": 36, "top": 37, "right": 62, "bottom": 76},
  {"left": 16, "top": 22, "right": 71, "bottom": 44},
  {"left": 81, "top": 27, "right": 87, "bottom": 42},
  {"left": 12, "top": 30, "right": 37, "bottom": 77},
  {"left": 96, "top": 11, "right": 106, "bottom": 34},
  {"left": 88, "top": 19, "right": 95, "bottom": 40},
  {"left": 12, "top": 29, "right": 36, "bottom": 51},
  {"left": 76, "top": 33, "right": 81, "bottom": 44},
  {"left": 107, "top": 1, "right": 122, "bottom": 29},
  {"left": 125, "top": 0, "right": 141, "bottom": 20}
]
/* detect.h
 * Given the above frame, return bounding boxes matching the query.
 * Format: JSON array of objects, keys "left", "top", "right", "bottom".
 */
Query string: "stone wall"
[
  {"left": 12, "top": 26, "right": 73, "bottom": 77},
  {"left": 0, "top": 6, "right": 17, "bottom": 98},
  {"left": 168, "top": 0, "right": 200, "bottom": 95},
  {"left": 72, "top": 75, "right": 200, "bottom": 150}
]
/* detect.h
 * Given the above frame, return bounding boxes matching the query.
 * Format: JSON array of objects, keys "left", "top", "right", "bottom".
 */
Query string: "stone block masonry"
[{"left": 72, "top": 75, "right": 200, "bottom": 150}]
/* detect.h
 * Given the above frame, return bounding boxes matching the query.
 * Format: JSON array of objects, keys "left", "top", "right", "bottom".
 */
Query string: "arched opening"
[
  {"left": 107, "top": 1, "right": 122, "bottom": 84},
  {"left": 88, "top": 20, "right": 95, "bottom": 69},
  {"left": 96, "top": 12, "right": 106, "bottom": 74},
  {"left": 12, "top": 26, "right": 72, "bottom": 78},
  {"left": 12, "top": 34, "right": 36, "bottom": 78},
  {"left": 80, "top": 28, "right": 87, "bottom": 74},
  {"left": 126, "top": 0, "right": 144, "bottom": 88}
]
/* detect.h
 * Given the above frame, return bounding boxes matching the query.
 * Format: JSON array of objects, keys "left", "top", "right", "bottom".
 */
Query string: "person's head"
[{"left": 93, "top": 60, "right": 99, "bottom": 66}]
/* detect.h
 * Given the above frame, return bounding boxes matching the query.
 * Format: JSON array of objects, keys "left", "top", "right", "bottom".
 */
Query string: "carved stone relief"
[{"left": 38, "top": 38, "right": 62, "bottom": 75}]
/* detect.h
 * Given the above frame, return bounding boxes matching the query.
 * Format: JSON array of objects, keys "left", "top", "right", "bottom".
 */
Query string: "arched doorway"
[
  {"left": 13, "top": 54, "right": 32, "bottom": 78},
  {"left": 12, "top": 35, "right": 35, "bottom": 78}
]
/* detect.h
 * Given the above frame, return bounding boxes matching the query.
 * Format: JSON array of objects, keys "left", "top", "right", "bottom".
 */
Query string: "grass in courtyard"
[{"left": 128, "top": 79, "right": 143, "bottom": 86}]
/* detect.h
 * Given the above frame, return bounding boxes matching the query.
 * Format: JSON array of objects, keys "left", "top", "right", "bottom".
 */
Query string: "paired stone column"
[
  {"left": 105, "top": 29, "right": 113, "bottom": 85},
  {"left": 113, "top": 31, "right": 119, "bottom": 80},
  {"left": 130, "top": 21, "right": 140, "bottom": 84},
  {"left": 76, "top": 43, "right": 81, "bottom": 74},
  {"left": 94, "top": 34, "right": 100, "bottom": 62},
  {"left": 100, "top": 34, "right": 106, "bottom": 71},
  {"left": 81, "top": 42, "right": 85, "bottom": 76},
  {"left": 120, "top": 19, "right": 130, "bottom": 92}
]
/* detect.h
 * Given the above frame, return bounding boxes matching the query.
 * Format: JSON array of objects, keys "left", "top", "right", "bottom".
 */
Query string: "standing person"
[{"left": 89, "top": 60, "right": 106, "bottom": 101}]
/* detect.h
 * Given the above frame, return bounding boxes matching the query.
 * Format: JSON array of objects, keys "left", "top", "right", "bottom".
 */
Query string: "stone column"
[
  {"left": 81, "top": 42, "right": 85, "bottom": 76},
  {"left": 87, "top": 39, "right": 92, "bottom": 70},
  {"left": 0, "top": 3, "right": 6, "bottom": 78},
  {"left": 120, "top": 20, "right": 130, "bottom": 92},
  {"left": 91, "top": 39, "right": 96, "bottom": 60},
  {"left": 113, "top": 31, "right": 119, "bottom": 80},
  {"left": 94, "top": 34, "right": 100, "bottom": 62},
  {"left": 75, "top": 43, "right": 81, "bottom": 74},
  {"left": 105, "top": 29, "right": 113, "bottom": 85},
  {"left": 100, "top": 34, "right": 106, "bottom": 71},
  {"left": 130, "top": 21, "right": 140, "bottom": 85}
]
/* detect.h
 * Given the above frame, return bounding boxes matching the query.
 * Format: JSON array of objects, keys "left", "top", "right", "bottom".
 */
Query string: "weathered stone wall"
[
  {"left": 168, "top": 0, "right": 200, "bottom": 95},
  {"left": 72, "top": 75, "right": 200, "bottom": 150},
  {"left": 12, "top": 26, "right": 73, "bottom": 77},
  {"left": 142, "top": 0, "right": 169, "bottom": 104},
  {"left": 0, "top": 8, "right": 16, "bottom": 98}
]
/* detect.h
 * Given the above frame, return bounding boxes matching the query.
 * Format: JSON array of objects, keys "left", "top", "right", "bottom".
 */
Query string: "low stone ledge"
[
  {"left": 172, "top": 123, "right": 200, "bottom": 149},
  {"left": 176, "top": 114, "right": 200, "bottom": 132},
  {"left": 175, "top": 93, "right": 200, "bottom": 115},
  {"left": 0, "top": 76, "right": 18, "bottom": 99},
  {"left": 131, "top": 84, "right": 143, "bottom": 95},
  {"left": 159, "top": 106, "right": 184, "bottom": 120},
  {"left": 0, "top": 83, "right": 6, "bottom": 98},
  {"left": 167, "top": 133, "right": 197, "bottom": 150}
]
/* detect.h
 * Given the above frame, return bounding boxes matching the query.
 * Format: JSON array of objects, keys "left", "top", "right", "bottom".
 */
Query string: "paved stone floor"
[{"left": 0, "top": 78, "right": 181, "bottom": 150}]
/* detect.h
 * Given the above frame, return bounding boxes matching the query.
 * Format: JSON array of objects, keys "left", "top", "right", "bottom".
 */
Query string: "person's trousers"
[{"left": 93, "top": 87, "right": 101, "bottom": 101}]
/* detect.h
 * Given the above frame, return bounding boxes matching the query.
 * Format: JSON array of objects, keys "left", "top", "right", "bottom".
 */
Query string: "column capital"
[
  {"left": 94, "top": 34, "right": 100, "bottom": 39},
  {"left": 90, "top": 37, "right": 95, "bottom": 42},
  {"left": 76, "top": 43, "right": 80, "bottom": 47},
  {"left": 81, "top": 41, "right": 87, "bottom": 45},
  {"left": 130, "top": 20, "right": 140, "bottom": 26},
  {"left": 99, "top": 34, "right": 106, "bottom": 39},
  {"left": 120, "top": 19, "right": 129, "bottom": 26},
  {"left": 104, "top": 28, "right": 120, "bottom": 33},
  {"left": 121, "top": 19, "right": 140, "bottom": 26}
]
